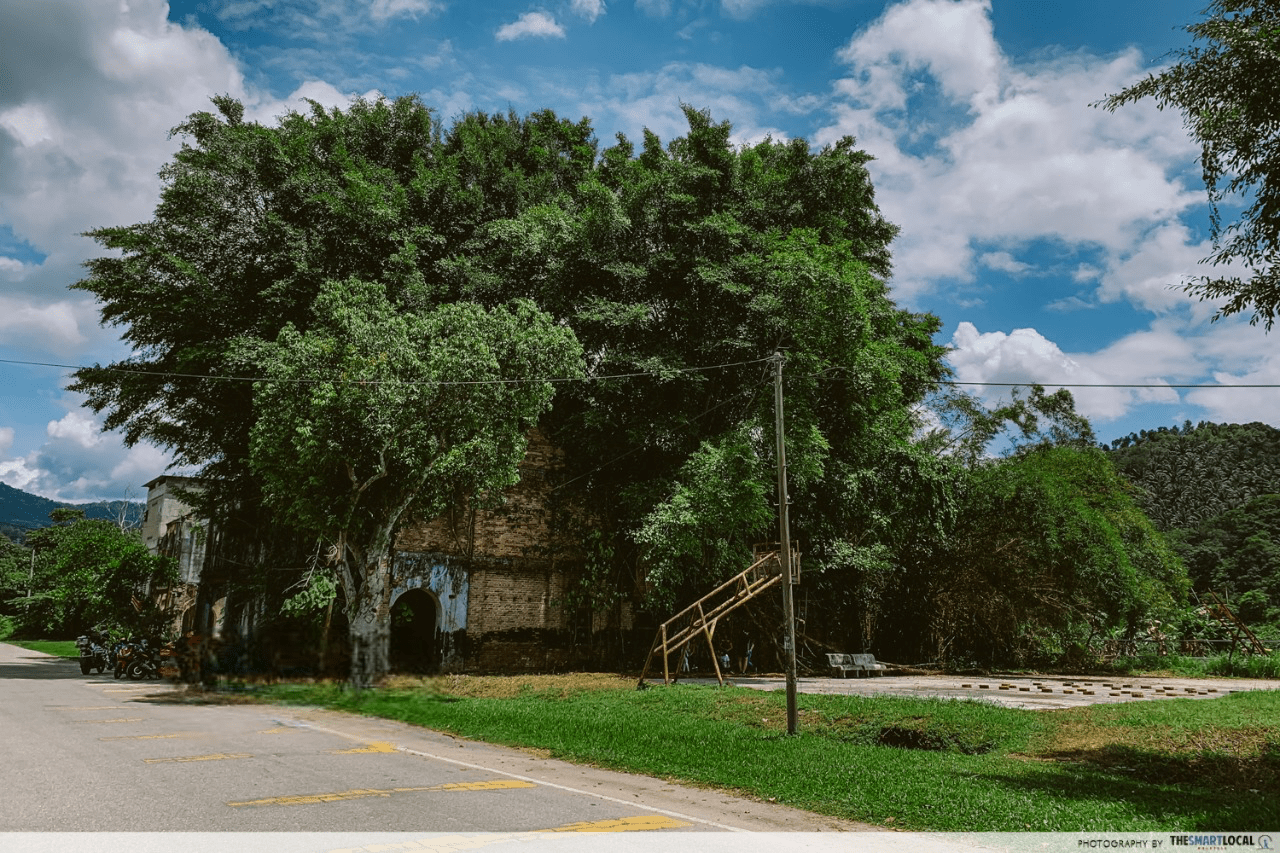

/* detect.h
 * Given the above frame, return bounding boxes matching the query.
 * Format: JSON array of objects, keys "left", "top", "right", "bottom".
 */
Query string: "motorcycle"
[
  {"left": 75, "top": 628, "right": 111, "bottom": 675},
  {"left": 112, "top": 635, "right": 142, "bottom": 679},
  {"left": 122, "top": 636, "right": 163, "bottom": 680}
]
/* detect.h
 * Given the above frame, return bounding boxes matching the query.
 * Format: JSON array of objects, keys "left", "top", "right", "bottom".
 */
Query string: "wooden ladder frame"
[
  {"left": 637, "top": 545, "right": 797, "bottom": 687},
  {"left": 1203, "top": 590, "right": 1270, "bottom": 656}
]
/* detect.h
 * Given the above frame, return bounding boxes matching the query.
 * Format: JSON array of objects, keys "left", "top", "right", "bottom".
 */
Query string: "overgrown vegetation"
[
  {"left": 1105, "top": 651, "right": 1280, "bottom": 680},
  {"left": 0, "top": 509, "right": 176, "bottom": 639},
  {"left": 69, "top": 94, "right": 1200, "bottom": 677},
  {"left": 1104, "top": 421, "right": 1280, "bottom": 656},
  {"left": 251, "top": 675, "right": 1279, "bottom": 831}
]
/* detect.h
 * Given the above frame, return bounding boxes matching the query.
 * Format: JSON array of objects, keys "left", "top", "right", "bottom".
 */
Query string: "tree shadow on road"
[{"left": 0, "top": 655, "right": 94, "bottom": 680}]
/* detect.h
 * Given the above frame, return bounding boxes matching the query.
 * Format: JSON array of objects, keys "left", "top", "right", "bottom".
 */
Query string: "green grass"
[
  {"left": 249, "top": 677, "right": 1280, "bottom": 832},
  {"left": 4, "top": 638, "right": 79, "bottom": 658},
  {"left": 1104, "top": 651, "right": 1280, "bottom": 679}
]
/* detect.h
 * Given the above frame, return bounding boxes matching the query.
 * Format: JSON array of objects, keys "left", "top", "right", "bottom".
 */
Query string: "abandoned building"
[{"left": 142, "top": 431, "right": 642, "bottom": 675}]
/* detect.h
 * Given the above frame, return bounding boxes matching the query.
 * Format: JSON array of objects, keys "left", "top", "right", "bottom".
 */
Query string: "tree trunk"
[{"left": 346, "top": 551, "right": 393, "bottom": 689}]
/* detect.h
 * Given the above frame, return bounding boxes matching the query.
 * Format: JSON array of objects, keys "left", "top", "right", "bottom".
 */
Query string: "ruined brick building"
[{"left": 142, "top": 431, "right": 641, "bottom": 674}]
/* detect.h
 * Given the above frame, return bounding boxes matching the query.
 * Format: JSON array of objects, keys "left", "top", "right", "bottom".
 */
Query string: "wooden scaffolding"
[
  {"left": 1202, "top": 590, "right": 1270, "bottom": 656},
  {"left": 637, "top": 543, "right": 798, "bottom": 687}
]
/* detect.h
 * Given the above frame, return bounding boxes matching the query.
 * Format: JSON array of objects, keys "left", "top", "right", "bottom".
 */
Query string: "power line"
[
  {"left": 7, "top": 355, "right": 1278, "bottom": 389},
  {"left": 941, "top": 381, "right": 1280, "bottom": 389},
  {"left": 800, "top": 366, "right": 1280, "bottom": 390},
  {"left": 0, "top": 356, "right": 773, "bottom": 386}
]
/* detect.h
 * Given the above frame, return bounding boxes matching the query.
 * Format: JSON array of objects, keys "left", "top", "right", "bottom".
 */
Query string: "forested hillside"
[
  {"left": 1105, "top": 422, "right": 1280, "bottom": 625},
  {"left": 1104, "top": 421, "right": 1280, "bottom": 530},
  {"left": 0, "top": 482, "right": 144, "bottom": 543}
]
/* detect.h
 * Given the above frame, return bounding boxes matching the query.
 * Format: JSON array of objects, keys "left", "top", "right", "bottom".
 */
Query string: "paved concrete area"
[{"left": 681, "top": 672, "right": 1279, "bottom": 709}]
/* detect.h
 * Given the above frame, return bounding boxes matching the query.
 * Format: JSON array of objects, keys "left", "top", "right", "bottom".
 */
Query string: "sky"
[{"left": 0, "top": 0, "right": 1274, "bottom": 502}]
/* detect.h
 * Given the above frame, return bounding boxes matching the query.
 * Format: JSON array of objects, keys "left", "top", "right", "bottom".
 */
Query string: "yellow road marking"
[
  {"left": 144, "top": 752, "right": 252, "bottom": 764},
  {"left": 101, "top": 733, "right": 193, "bottom": 741},
  {"left": 229, "top": 779, "right": 536, "bottom": 808},
  {"left": 331, "top": 741, "right": 397, "bottom": 754},
  {"left": 74, "top": 718, "right": 145, "bottom": 723},
  {"left": 323, "top": 816, "right": 695, "bottom": 852},
  {"left": 258, "top": 726, "right": 294, "bottom": 734},
  {"left": 48, "top": 706, "right": 122, "bottom": 711},
  {"left": 539, "top": 815, "right": 692, "bottom": 833}
]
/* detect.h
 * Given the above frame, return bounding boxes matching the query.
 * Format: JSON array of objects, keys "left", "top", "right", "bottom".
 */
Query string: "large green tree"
[
  {"left": 7, "top": 509, "right": 176, "bottom": 637},
  {"left": 72, "top": 94, "right": 950, "bottom": 677},
  {"left": 934, "top": 447, "right": 1186, "bottom": 668},
  {"left": 240, "top": 282, "right": 580, "bottom": 686},
  {"left": 1099, "top": 0, "right": 1280, "bottom": 327}
]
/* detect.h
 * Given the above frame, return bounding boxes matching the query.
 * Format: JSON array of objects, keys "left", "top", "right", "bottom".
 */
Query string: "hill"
[
  {"left": 1102, "top": 421, "right": 1280, "bottom": 530},
  {"left": 0, "top": 481, "right": 145, "bottom": 543},
  {"left": 1104, "top": 422, "right": 1280, "bottom": 619}
]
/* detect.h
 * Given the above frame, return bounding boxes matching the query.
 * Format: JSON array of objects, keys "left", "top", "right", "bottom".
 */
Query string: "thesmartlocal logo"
[{"left": 1168, "top": 836, "right": 1272, "bottom": 850}]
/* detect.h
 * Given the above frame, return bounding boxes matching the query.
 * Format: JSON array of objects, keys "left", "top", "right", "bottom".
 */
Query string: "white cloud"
[
  {"left": 243, "top": 80, "right": 384, "bottom": 126},
  {"left": 496, "top": 11, "right": 567, "bottom": 41},
  {"left": 570, "top": 0, "right": 606, "bottom": 23},
  {"left": 370, "top": 0, "right": 443, "bottom": 22},
  {"left": 0, "top": 256, "right": 31, "bottom": 280},
  {"left": 0, "top": 0, "right": 249, "bottom": 350},
  {"left": 564, "top": 62, "right": 814, "bottom": 150},
  {"left": 1188, "top": 361, "right": 1280, "bottom": 425},
  {"left": 0, "top": 103, "right": 55, "bottom": 146},
  {"left": 0, "top": 297, "right": 92, "bottom": 353},
  {"left": 1045, "top": 295, "right": 1093, "bottom": 313},
  {"left": 215, "top": 0, "right": 441, "bottom": 34},
  {"left": 948, "top": 321, "right": 1184, "bottom": 422},
  {"left": 816, "top": 0, "right": 1200, "bottom": 302},
  {"left": 1095, "top": 223, "right": 1209, "bottom": 314},
  {"left": 979, "top": 251, "right": 1031, "bottom": 275},
  {"left": 0, "top": 406, "right": 172, "bottom": 501}
]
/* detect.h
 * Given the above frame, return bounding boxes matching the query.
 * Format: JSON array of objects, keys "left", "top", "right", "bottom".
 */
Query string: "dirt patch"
[
  {"left": 381, "top": 672, "right": 636, "bottom": 699},
  {"left": 1031, "top": 721, "right": 1280, "bottom": 793}
]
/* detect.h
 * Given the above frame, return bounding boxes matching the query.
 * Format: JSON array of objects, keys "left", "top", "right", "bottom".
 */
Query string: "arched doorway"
[{"left": 390, "top": 588, "right": 439, "bottom": 674}]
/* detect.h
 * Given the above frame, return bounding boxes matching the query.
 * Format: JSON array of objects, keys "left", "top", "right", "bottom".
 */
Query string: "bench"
[{"left": 827, "top": 653, "right": 886, "bottom": 678}]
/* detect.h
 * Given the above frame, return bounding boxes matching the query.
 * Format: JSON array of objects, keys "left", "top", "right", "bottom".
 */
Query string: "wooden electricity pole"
[{"left": 773, "top": 352, "right": 798, "bottom": 735}]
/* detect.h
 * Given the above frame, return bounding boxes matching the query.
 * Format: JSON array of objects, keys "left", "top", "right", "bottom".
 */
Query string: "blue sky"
[{"left": 0, "top": 0, "right": 1273, "bottom": 501}]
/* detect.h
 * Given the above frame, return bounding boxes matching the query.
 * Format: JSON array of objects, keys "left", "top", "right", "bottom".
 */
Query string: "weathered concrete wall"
[{"left": 390, "top": 552, "right": 470, "bottom": 670}]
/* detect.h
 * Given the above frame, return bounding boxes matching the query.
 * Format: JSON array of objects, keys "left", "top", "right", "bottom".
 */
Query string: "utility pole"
[{"left": 773, "top": 351, "right": 798, "bottom": 735}]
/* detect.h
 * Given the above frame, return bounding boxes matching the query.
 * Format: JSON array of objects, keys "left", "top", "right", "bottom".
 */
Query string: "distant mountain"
[
  {"left": 1104, "top": 422, "right": 1280, "bottom": 608},
  {"left": 0, "top": 481, "right": 145, "bottom": 543},
  {"left": 1103, "top": 421, "right": 1280, "bottom": 531}
]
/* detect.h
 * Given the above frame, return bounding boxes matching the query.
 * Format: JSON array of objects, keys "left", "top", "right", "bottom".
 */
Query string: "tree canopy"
[
  {"left": 932, "top": 447, "right": 1185, "bottom": 667},
  {"left": 70, "top": 93, "right": 1190, "bottom": 676},
  {"left": 1099, "top": 0, "right": 1280, "bottom": 327},
  {"left": 1, "top": 509, "right": 175, "bottom": 637},
  {"left": 70, "top": 95, "right": 940, "bottom": 673},
  {"left": 242, "top": 282, "right": 580, "bottom": 683}
]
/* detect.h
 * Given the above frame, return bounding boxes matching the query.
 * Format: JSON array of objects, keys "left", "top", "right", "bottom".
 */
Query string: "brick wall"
[{"left": 394, "top": 430, "right": 589, "bottom": 672}]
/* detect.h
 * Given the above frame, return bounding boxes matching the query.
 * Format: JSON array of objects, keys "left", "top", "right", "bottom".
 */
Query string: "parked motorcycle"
[
  {"left": 123, "top": 636, "right": 164, "bottom": 680},
  {"left": 75, "top": 627, "right": 111, "bottom": 675},
  {"left": 112, "top": 635, "right": 142, "bottom": 679}
]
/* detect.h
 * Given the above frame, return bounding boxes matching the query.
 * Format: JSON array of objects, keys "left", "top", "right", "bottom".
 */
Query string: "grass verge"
[
  {"left": 4, "top": 638, "right": 79, "bottom": 658},
  {"left": 1104, "top": 652, "right": 1280, "bottom": 680},
  {"left": 247, "top": 674, "right": 1279, "bottom": 831}
]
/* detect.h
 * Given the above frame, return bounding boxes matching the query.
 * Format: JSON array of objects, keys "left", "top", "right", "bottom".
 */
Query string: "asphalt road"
[{"left": 0, "top": 642, "right": 870, "bottom": 838}]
